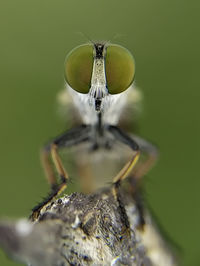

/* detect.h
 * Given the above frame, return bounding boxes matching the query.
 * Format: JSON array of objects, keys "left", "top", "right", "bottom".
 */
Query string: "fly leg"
[
  {"left": 30, "top": 125, "right": 91, "bottom": 220},
  {"left": 129, "top": 135, "right": 159, "bottom": 203},
  {"left": 116, "top": 134, "right": 158, "bottom": 230},
  {"left": 107, "top": 126, "right": 158, "bottom": 231},
  {"left": 108, "top": 125, "right": 140, "bottom": 189},
  {"left": 129, "top": 134, "right": 159, "bottom": 191},
  {"left": 127, "top": 135, "right": 158, "bottom": 229},
  {"left": 107, "top": 125, "right": 140, "bottom": 233}
]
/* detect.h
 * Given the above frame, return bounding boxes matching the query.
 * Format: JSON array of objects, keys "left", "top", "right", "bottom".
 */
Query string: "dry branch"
[{"left": 0, "top": 188, "right": 177, "bottom": 266}]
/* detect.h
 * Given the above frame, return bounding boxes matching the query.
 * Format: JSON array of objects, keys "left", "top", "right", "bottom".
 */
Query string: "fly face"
[{"left": 64, "top": 42, "right": 136, "bottom": 122}]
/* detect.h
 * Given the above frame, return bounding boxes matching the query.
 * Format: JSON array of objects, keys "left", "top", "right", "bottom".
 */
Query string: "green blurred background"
[{"left": 0, "top": 0, "right": 199, "bottom": 265}]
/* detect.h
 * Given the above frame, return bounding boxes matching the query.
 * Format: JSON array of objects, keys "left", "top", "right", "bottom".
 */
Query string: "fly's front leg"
[
  {"left": 107, "top": 126, "right": 158, "bottom": 232},
  {"left": 107, "top": 125, "right": 140, "bottom": 233},
  {"left": 108, "top": 126, "right": 158, "bottom": 191},
  {"left": 40, "top": 145, "right": 58, "bottom": 191},
  {"left": 128, "top": 134, "right": 159, "bottom": 193},
  {"left": 108, "top": 125, "right": 140, "bottom": 190},
  {"left": 30, "top": 125, "right": 91, "bottom": 220},
  {"left": 126, "top": 136, "right": 158, "bottom": 229},
  {"left": 125, "top": 136, "right": 158, "bottom": 230}
]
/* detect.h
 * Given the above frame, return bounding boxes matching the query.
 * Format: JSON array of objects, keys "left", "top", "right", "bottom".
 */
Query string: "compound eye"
[
  {"left": 105, "top": 44, "right": 135, "bottom": 94},
  {"left": 64, "top": 44, "right": 93, "bottom": 94}
]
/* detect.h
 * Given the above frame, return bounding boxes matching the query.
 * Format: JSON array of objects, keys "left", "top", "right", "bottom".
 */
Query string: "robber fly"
[{"left": 31, "top": 41, "right": 158, "bottom": 220}]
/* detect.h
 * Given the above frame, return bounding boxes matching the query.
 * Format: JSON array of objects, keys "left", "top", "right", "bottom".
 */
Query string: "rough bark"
[{"left": 0, "top": 188, "right": 177, "bottom": 266}]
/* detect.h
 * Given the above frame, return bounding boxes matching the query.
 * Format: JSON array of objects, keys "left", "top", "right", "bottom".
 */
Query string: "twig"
[{"left": 0, "top": 188, "right": 177, "bottom": 266}]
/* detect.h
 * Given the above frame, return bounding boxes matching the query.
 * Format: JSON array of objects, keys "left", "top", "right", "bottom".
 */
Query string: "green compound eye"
[
  {"left": 105, "top": 44, "right": 135, "bottom": 94},
  {"left": 64, "top": 44, "right": 94, "bottom": 94}
]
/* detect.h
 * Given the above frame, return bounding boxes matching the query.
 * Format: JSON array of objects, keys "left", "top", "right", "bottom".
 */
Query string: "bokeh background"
[{"left": 0, "top": 0, "right": 199, "bottom": 265}]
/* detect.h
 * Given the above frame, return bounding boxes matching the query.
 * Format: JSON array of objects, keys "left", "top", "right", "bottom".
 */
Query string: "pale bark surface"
[{"left": 0, "top": 188, "right": 177, "bottom": 266}]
